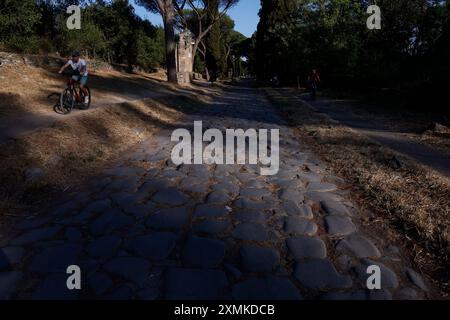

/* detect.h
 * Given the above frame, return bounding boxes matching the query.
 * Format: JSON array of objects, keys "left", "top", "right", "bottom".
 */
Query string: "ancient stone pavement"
[{"left": 0, "top": 83, "right": 430, "bottom": 300}]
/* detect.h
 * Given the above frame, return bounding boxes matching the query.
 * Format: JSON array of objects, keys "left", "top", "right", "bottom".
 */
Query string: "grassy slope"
[{"left": 0, "top": 60, "right": 214, "bottom": 219}]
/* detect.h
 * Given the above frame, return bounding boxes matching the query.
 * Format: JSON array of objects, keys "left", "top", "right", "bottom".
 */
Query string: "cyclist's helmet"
[{"left": 71, "top": 51, "right": 80, "bottom": 58}]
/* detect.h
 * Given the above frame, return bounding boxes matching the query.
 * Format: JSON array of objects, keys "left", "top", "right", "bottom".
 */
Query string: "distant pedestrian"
[
  {"left": 308, "top": 69, "right": 321, "bottom": 100},
  {"left": 270, "top": 75, "right": 280, "bottom": 87}
]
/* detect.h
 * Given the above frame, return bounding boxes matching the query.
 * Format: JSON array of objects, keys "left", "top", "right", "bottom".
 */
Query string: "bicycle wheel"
[
  {"left": 79, "top": 86, "right": 91, "bottom": 110},
  {"left": 59, "top": 88, "right": 75, "bottom": 114}
]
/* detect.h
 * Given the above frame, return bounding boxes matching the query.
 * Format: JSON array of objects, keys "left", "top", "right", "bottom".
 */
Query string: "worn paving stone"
[
  {"left": 183, "top": 183, "right": 209, "bottom": 194},
  {"left": 284, "top": 217, "right": 318, "bottom": 236},
  {"left": 189, "top": 165, "right": 212, "bottom": 179},
  {"left": 193, "top": 220, "right": 230, "bottom": 234},
  {"left": 180, "top": 176, "right": 209, "bottom": 188},
  {"left": 32, "top": 273, "right": 79, "bottom": 300},
  {"left": 354, "top": 259, "right": 399, "bottom": 289},
  {"left": 151, "top": 188, "right": 189, "bottom": 206},
  {"left": 0, "top": 271, "right": 23, "bottom": 299},
  {"left": 125, "top": 232, "right": 176, "bottom": 260},
  {"left": 239, "top": 245, "right": 280, "bottom": 273},
  {"left": 235, "top": 210, "right": 268, "bottom": 223},
  {"left": 324, "top": 216, "right": 356, "bottom": 236},
  {"left": 242, "top": 179, "right": 266, "bottom": 189},
  {"left": 122, "top": 203, "right": 156, "bottom": 220},
  {"left": 88, "top": 236, "right": 122, "bottom": 259},
  {"left": 278, "top": 189, "right": 304, "bottom": 204},
  {"left": 146, "top": 207, "right": 189, "bottom": 230},
  {"left": 139, "top": 179, "right": 171, "bottom": 194},
  {"left": 104, "top": 257, "right": 150, "bottom": 285},
  {"left": 194, "top": 204, "right": 229, "bottom": 218},
  {"left": 30, "top": 243, "right": 82, "bottom": 273},
  {"left": 321, "top": 199, "right": 350, "bottom": 216},
  {"left": 232, "top": 276, "right": 302, "bottom": 300},
  {"left": 287, "top": 236, "right": 327, "bottom": 259},
  {"left": 294, "top": 259, "right": 352, "bottom": 290},
  {"left": 83, "top": 199, "right": 112, "bottom": 213},
  {"left": 233, "top": 223, "right": 268, "bottom": 242},
  {"left": 307, "top": 182, "right": 338, "bottom": 192},
  {"left": 240, "top": 188, "right": 272, "bottom": 199},
  {"left": 57, "top": 210, "right": 96, "bottom": 226},
  {"left": 109, "top": 192, "right": 136, "bottom": 207},
  {"left": 164, "top": 268, "right": 229, "bottom": 300},
  {"left": 336, "top": 235, "right": 381, "bottom": 258},
  {"left": 298, "top": 172, "right": 322, "bottom": 183},
  {"left": 224, "top": 263, "right": 242, "bottom": 280},
  {"left": 65, "top": 227, "right": 82, "bottom": 241},
  {"left": 270, "top": 179, "right": 303, "bottom": 189},
  {"left": 283, "top": 202, "right": 314, "bottom": 219},
  {"left": 88, "top": 272, "right": 113, "bottom": 296},
  {"left": 234, "top": 198, "right": 273, "bottom": 211},
  {"left": 235, "top": 172, "right": 257, "bottom": 183},
  {"left": 17, "top": 217, "right": 52, "bottom": 230},
  {"left": 0, "top": 247, "right": 25, "bottom": 271},
  {"left": 183, "top": 236, "right": 226, "bottom": 268},
  {"left": 159, "top": 169, "right": 185, "bottom": 179},
  {"left": 104, "top": 285, "right": 134, "bottom": 300},
  {"left": 406, "top": 268, "right": 428, "bottom": 291},
  {"left": 51, "top": 201, "right": 79, "bottom": 217},
  {"left": 10, "top": 226, "right": 61, "bottom": 246},
  {"left": 212, "top": 182, "right": 240, "bottom": 195},
  {"left": 207, "top": 190, "right": 232, "bottom": 204},
  {"left": 90, "top": 209, "right": 134, "bottom": 236}
]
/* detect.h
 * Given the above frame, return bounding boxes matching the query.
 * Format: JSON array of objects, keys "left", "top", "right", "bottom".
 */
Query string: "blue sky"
[{"left": 131, "top": 0, "right": 261, "bottom": 38}]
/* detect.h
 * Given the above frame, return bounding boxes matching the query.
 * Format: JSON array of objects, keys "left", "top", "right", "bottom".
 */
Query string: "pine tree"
[
  {"left": 256, "top": 0, "right": 297, "bottom": 82},
  {"left": 205, "top": 0, "right": 222, "bottom": 81}
]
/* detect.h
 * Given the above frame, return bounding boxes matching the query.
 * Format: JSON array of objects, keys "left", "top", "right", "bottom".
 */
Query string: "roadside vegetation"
[{"left": 255, "top": 0, "right": 450, "bottom": 115}]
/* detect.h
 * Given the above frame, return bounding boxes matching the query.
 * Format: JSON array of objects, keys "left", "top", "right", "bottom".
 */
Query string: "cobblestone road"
[{"left": 0, "top": 83, "right": 430, "bottom": 300}]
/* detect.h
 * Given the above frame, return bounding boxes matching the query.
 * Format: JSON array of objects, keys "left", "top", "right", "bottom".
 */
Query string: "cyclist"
[
  {"left": 308, "top": 69, "right": 321, "bottom": 100},
  {"left": 58, "top": 51, "right": 89, "bottom": 104}
]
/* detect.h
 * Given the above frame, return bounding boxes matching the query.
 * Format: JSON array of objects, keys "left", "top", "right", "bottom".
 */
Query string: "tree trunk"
[{"left": 161, "top": 1, "right": 178, "bottom": 84}]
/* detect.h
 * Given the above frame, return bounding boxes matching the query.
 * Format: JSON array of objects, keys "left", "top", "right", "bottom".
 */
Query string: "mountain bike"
[{"left": 58, "top": 75, "right": 91, "bottom": 114}]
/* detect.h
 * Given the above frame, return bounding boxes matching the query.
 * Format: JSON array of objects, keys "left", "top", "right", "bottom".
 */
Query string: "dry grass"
[
  {"left": 265, "top": 88, "right": 450, "bottom": 294},
  {"left": 0, "top": 93, "right": 205, "bottom": 216},
  {"left": 0, "top": 57, "right": 218, "bottom": 219}
]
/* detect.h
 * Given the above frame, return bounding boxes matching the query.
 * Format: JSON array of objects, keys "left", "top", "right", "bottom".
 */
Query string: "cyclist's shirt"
[
  {"left": 311, "top": 73, "right": 320, "bottom": 84},
  {"left": 68, "top": 59, "right": 88, "bottom": 76}
]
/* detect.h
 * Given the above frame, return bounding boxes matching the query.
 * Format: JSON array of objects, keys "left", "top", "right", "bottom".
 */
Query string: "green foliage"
[
  {"left": 0, "top": 0, "right": 42, "bottom": 52},
  {"left": 133, "top": 27, "right": 165, "bottom": 70},
  {"left": 205, "top": 1, "right": 222, "bottom": 77},
  {"left": 256, "top": 0, "right": 450, "bottom": 95},
  {"left": 0, "top": 0, "right": 165, "bottom": 70}
]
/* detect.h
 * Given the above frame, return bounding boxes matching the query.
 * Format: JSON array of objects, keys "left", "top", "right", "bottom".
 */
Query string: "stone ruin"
[{"left": 176, "top": 30, "right": 195, "bottom": 84}]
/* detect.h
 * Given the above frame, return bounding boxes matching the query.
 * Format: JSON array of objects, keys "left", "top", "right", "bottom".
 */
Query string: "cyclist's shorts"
[{"left": 72, "top": 75, "right": 88, "bottom": 86}]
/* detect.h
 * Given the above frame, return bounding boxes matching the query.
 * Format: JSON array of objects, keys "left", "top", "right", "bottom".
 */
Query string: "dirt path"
[
  {"left": 0, "top": 75, "right": 174, "bottom": 144},
  {"left": 295, "top": 93, "right": 450, "bottom": 178},
  {"left": 0, "top": 82, "right": 432, "bottom": 300}
]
